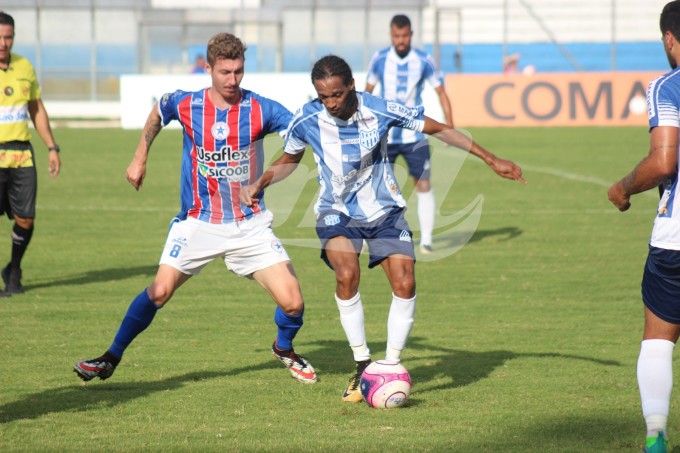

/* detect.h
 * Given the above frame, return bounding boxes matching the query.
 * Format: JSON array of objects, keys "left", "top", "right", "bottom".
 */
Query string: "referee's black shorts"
[{"left": 0, "top": 141, "right": 37, "bottom": 219}]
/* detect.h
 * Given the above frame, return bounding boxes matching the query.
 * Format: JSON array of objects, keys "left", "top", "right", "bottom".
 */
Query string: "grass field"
[{"left": 0, "top": 126, "right": 673, "bottom": 452}]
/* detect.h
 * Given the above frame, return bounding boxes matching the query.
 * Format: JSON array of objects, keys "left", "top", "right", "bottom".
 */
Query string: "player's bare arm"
[
  {"left": 422, "top": 116, "right": 526, "bottom": 184},
  {"left": 127, "top": 104, "right": 162, "bottom": 191},
  {"left": 434, "top": 85, "right": 454, "bottom": 128},
  {"left": 28, "top": 98, "right": 61, "bottom": 177},
  {"left": 608, "top": 126, "right": 679, "bottom": 212},
  {"left": 241, "top": 151, "right": 304, "bottom": 207}
]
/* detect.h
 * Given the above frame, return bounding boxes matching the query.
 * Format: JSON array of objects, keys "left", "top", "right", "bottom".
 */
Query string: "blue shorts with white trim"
[{"left": 315, "top": 208, "right": 415, "bottom": 269}]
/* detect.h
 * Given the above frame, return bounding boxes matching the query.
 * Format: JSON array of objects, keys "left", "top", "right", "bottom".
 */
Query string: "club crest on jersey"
[
  {"left": 324, "top": 214, "right": 341, "bottom": 226},
  {"left": 211, "top": 122, "right": 230, "bottom": 140},
  {"left": 4, "top": 86, "right": 13, "bottom": 96},
  {"left": 359, "top": 129, "right": 380, "bottom": 149}
]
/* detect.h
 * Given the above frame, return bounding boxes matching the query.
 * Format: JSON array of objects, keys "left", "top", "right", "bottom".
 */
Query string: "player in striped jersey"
[
  {"left": 242, "top": 55, "right": 525, "bottom": 402},
  {"left": 608, "top": 2, "right": 680, "bottom": 451},
  {"left": 365, "top": 14, "right": 454, "bottom": 254},
  {"left": 74, "top": 33, "right": 317, "bottom": 385}
]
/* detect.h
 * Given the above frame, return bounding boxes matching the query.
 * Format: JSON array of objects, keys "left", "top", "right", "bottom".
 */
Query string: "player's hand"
[
  {"left": 126, "top": 159, "right": 146, "bottom": 190},
  {"left": 240, "top": 184, "right": 260, "bottom": 207},
  {"left": 48, "top": 151, "right": 61, "bottom": 178},
  {"left": 490, "top": 157, "right": 527, "bottom": 184},
  {"left": 608, "top": 182, "right": 631, "bottom": 211}
]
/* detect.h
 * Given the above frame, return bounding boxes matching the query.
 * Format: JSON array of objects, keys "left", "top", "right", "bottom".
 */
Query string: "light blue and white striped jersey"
[
  {"left": 366, "top": 46, "right": 444, "bottom": 145},
  {"left": 648, "top": 66, "right": 680, "bottom": 250},
  {"left": 284, "top": 92, "right": 425, "bottom": 222}
]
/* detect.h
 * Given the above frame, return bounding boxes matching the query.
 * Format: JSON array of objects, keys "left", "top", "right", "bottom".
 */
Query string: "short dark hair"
[
  {"left": 661, "top": 1, "right": 680, "bottom": 40},
  {"left": 311, "top": 55, "right": 353, "bottom": 86},
  {"left": 390, "top": 14, "right": 411, "bottom": 29},
  {"left": 0, "top": 11, "right": 15, "bottom": 28}
]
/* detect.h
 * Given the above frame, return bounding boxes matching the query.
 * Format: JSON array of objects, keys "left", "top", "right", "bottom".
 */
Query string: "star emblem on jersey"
[
  {"left": 211, "top": 122, "right": 229, "bottom": 140},
  {"left": 271, "top": 240, "right": 284, "bottom": 253}
]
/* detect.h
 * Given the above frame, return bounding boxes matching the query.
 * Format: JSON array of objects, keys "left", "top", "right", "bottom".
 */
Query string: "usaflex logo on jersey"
[
  {"left": 196, "top": 146, "right": 250, "bottom": 182},
  {"left": 324, "top": 214, "right": 341, "bottom": 226},
  {"left": 359, "top": 129, "right": 380, "bottom": 149},
  {"left": 211, "top": 122, "right": 230, "bottom": 140}
]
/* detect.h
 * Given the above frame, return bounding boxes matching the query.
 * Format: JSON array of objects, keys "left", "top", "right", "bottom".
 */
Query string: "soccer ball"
[{"left": 360, "top": 360, "right": 411, "bottom": 409}]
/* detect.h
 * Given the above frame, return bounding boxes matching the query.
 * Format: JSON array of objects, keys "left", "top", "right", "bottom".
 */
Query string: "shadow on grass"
[
  {"left": 467, "top": 226, "right": 522, "bottom": 243},
  {"left": 0, "top": 338, "right": 621, "bottom": 424},
  {"left": 24, "top": 265, "right": 158, "bottom": 291},
  {"left": 404, "top": 336, "right": 621, "bottom": 393},
  {"left": 0, "top": 371, "right": 229, "bottom": 424},
  {"left": 301, "top": 337, "right": 620, "bottom": 393}
]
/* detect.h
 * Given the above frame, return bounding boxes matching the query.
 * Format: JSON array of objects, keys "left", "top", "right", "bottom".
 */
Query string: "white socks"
[
  {"left": 638, "top": 339, "right": 675, "bottom": 437},
  {"left": 335, "top": 292, "right": 370, "bottom": 361},
  {"left": 416, "top": 190, "right": 435, "bottom": 246},
  {"left": 336, "top": 292, "right": 417, "bottom": 363},
  {"left": 386, "top": 293, "right": 416, "bottom": 363}
]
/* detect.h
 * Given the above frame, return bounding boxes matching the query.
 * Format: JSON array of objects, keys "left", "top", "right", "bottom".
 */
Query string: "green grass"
[{"left": 0, "top": 126, "right": 672, "bottom": 452}]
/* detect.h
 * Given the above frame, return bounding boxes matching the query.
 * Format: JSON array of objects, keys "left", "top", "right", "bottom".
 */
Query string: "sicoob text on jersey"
[{"left": 196, "top": 122, "right": 250, "bottom": 182}]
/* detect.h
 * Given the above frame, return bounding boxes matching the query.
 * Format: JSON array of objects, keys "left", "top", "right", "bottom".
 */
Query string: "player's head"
[
  {"left": 206, "top": 33, "right": 246, "bottom": 102},
  {"left": 661, "top": 1, "right": 680, "bottom": 68},
  {"left": 390, "top": 14, "right": 413, "bottom": 58},
  {"left": 0, "top": 12, "right": 15, "bottom": 65},
  {"left": 206, "top": 33, "right": 246, "bottom": 66},
  {"left": 311, "top": 55, "right": 357, "bottom": 121}
]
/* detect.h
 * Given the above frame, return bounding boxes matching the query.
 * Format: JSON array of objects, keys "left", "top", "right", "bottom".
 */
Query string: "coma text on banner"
[{"left": 447, "top": 72, "right": 662, "bottom": 127}]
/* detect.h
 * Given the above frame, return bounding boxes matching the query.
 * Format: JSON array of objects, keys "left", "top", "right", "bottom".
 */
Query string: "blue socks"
[
  {"left": 108, "top": 289, "right": 160, "bottom": 359},
  {"left": 274, "top": 306, "right": 303, "bottom": 350}
]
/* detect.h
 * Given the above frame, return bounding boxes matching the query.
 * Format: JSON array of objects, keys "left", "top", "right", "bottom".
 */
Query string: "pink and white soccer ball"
[{"left": 360, "top": 360, "right": 411, "bottom": 409}]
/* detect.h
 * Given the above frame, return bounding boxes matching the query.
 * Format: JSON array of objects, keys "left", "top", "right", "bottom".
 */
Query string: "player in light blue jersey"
[
  {"left": 73, "top": 33, "right": 317, "bottom": 386},
  {"left": 608, "top": 2, "right": 680, "bottom": 451},
  {"left": 366, "top": 14, "right": 454, "bottom": 254},
  {"left": 242, "top": 55, "right": 525, "bottom": 403}
]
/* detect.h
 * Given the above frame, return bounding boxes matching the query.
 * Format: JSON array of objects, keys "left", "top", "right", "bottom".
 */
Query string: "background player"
[
  {"left": 365, "top": 14, "right": 454, "bottom": 254},
  {"left": 0, "top": 11, "right": 61, "bottom": 297},
  {"left": 73, "top": 33, "right": 316, "bottom": 385},
  {"left": 241, "top": 55, "right": 524, "bottom": 402},
  {"left": 608, "top": 2, "right": 680, "bottom": 451}
]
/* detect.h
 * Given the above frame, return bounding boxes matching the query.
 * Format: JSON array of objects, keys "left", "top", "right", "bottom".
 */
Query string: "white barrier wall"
[{"left": 120, "top": 72, "right": 444, "bottom": 129}]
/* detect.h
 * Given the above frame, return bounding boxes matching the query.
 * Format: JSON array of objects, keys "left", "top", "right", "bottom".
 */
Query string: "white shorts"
[{"left": 159, "top": 210, "right": 290, "bottom": 277}]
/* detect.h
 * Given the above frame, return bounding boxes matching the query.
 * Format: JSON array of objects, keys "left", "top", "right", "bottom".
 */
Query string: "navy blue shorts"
[
  {"left": 642, "top": 245, "right": 680, "bottom": 324},
  {"left": 316, "top": 208, "right": 416, "bottom": 269},
  {"left": 387, "top": 142, "right": 431, "bottom": 180}
]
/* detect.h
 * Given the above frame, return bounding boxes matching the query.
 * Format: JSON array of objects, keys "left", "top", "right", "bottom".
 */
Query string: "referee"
[{"left": 0, "top": 11, "right": 61, "bottom": 296}]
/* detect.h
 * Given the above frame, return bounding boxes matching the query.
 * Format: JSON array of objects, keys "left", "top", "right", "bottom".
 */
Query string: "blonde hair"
[{"left": 206, "top": 33, "right": 246, "bottom": 66}]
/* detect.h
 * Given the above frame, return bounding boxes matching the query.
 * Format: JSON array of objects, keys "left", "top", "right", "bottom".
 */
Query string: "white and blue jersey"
[
  {"left": 284, "top": 91, "right": 425, "bottom": 223},
  {"left": 648, "top": 67, "right": 680, "bottom": 250},
  {"left": 366, "top": 46, "right": 444, "bottom": 145},
  {"left": 158, "top": 88, "right": 291, "bottom": 224}
]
